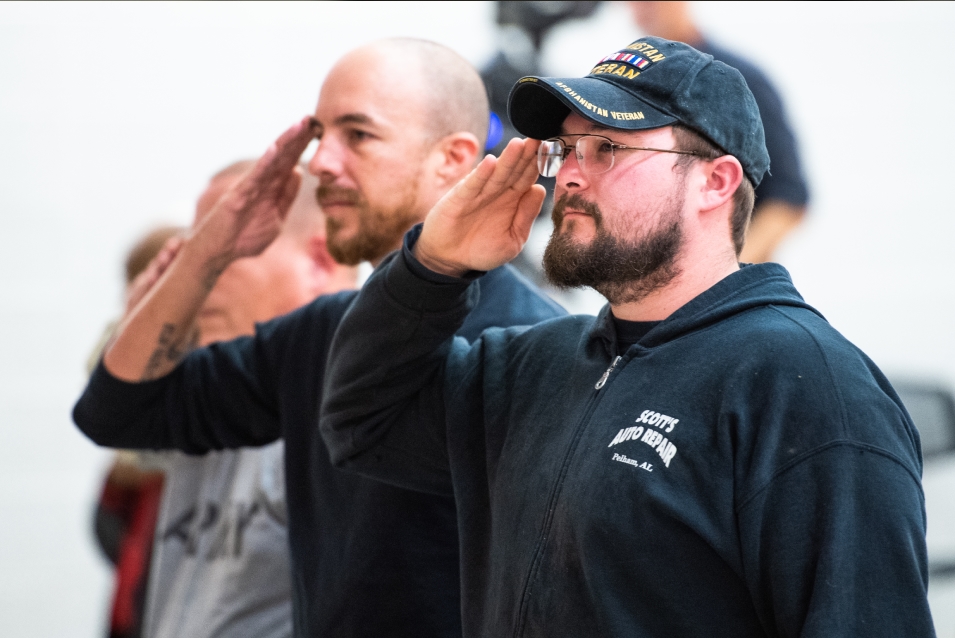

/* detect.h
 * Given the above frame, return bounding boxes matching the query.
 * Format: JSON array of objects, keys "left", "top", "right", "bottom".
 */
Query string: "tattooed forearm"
[{"left": 141, "top": 322, "right": 198, "bottom": 381}]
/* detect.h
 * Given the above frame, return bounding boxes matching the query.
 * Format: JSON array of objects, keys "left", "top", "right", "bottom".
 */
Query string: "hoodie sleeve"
[
  {"left": 320, "top": 232, "right": 481, "bottom": 497},
  {"left": 737, "top": 443, "right": 933, "bottom": 637},
  {"left": 729, "top": 324, "right": 933, "bottom": 637},
  {"left": 72, "top": 305, "right": 307, "bottom": 454}
]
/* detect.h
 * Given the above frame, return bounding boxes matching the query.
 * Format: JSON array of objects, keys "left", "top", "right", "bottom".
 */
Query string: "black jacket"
[
  {"left": 73, "top": 264, "right": 565, "bottom": 638},
  {"left": 321, "top": 235, "right": 934, "bottom": 637}
]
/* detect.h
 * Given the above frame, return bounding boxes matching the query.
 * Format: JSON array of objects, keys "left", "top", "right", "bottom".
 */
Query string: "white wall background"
[{"left": 1, "top": 2, "right": 953, "bottom": 636}]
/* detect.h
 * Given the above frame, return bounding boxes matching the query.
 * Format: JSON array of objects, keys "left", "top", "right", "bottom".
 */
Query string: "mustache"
[
  {"left": 551, "top": 193, "right": 602, "bottom": 227},
  {"left": 316, "top": 185, "right": 364, "bottom": 207}
]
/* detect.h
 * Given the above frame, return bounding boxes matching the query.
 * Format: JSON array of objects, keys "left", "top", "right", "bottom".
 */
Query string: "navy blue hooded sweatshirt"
[
  {"left": 321, "top": 234, "right": 935, "bottom": 638},
  {"left": 72, "top": 264, "right": 565, "bottom": 638}
]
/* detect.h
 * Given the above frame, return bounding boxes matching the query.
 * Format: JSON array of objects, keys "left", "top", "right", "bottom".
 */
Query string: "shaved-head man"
[{"left": 74, "top": 39, "right": 563, "bottom": 637}]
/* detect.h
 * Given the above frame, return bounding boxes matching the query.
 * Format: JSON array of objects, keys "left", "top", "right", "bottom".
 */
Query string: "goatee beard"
[
  {"left": 542, "top": 193, "right": 684, "bottom": 305},
  {"left": 318, "top": 185, "right": 421, "bottom": 266}
]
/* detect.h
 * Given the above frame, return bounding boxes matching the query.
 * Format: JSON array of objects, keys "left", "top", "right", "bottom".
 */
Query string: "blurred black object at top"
[
  {"left": 482, "top": 1, "right": 601, "bottom": 156},
  {"left": 497, "top": 1, "right": 602, "bottom": 50}
]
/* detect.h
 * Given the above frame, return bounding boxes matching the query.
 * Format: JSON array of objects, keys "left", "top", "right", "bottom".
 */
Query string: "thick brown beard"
[
  {"left": 542, "top": 192, "right": 684, "bottom": 305},
  {"left": 318, "top": 185, "right": 422, "bottom": 266}
]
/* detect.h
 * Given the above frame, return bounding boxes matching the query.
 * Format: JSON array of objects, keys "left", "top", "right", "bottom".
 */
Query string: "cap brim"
[{"left": 508, "top": 76, "right": 677, "bottom": 140}]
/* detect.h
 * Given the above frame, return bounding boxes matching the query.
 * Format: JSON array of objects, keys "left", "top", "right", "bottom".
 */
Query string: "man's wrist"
[
  {"left": 402, "top": 225, "right": 484, "bottom": 284},
  {"left": 182, "top": 228, "right": 235, "bottom": 292},
  {"left": 412, "top": 244, "right": 469, "bottom": 278},
  {"left": 385, "top": 228, "right": 480, "bottom": 315}
]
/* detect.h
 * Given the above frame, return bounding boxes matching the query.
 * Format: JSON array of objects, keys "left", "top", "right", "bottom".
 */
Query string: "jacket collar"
[{"left": 585, "top": 263, "right": 818, "bottom": 355}]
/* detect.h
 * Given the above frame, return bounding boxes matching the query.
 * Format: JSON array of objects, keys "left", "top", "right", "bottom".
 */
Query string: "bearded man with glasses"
[{"left": 320, "top": 36, "right": 934, "bottom": 636}]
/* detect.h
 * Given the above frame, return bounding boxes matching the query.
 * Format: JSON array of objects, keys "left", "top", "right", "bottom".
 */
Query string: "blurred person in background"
[
  {"left": 630, "top": 0, "right": 810, "bottom": 263},
  {"left": 137, "top": 161, "right": 356, "bottom": 638},
  {"left": 74, "top": 38, "right": 563, "bottom": 638},
  {"left": 92, "top": 224, "right": 184, "bottom": 638}
]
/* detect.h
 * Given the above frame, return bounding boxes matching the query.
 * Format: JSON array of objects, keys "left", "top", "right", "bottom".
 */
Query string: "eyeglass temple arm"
[{"left": 613, "top": 144, "right": 706, "bottom": 157}]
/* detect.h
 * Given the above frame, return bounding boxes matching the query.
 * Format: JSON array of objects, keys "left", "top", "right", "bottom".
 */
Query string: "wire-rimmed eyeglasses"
[{"left": 537, "top": 134, "right": 705, "bottom": 178}]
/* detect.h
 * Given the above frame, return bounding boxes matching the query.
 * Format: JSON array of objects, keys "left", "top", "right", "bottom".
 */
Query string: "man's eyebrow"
[{"left": 333, "top": 113, "right": 376, "bottom": 127}]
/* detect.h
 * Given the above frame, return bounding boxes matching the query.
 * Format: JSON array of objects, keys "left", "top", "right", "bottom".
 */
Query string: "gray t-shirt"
[{"left": 143, "top": 441, "right": 292, "bottom": 638}]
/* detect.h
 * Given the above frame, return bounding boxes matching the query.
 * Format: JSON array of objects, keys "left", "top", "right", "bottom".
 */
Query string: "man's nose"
[
  {"left": 308, "top": 135, "right": 345, "bottom": 182},
  {"left": 556, "top": 148, "right": 589, "bottom": 193}
]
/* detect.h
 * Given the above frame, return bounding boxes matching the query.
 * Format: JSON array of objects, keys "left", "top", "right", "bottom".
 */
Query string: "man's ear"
[
  {"left": 431, "top": 132, "right": 481, "bottom": 188},
  {"left": 698, "top": 155, "right": 743, "bottom": 213}
]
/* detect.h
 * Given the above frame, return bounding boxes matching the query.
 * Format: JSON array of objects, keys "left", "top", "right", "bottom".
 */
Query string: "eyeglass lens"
[
  {"left": 537, "top": 136, "right": 616, "bottom": 178},
  {"left": 538, "top": 140, "right": 564, "bottom": 178}
]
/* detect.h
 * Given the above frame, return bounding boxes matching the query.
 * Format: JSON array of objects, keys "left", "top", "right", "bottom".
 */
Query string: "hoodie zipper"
[
  {"left": 514, "top": 355, "right": 624, "bottom": 637},
  {"left": 594, "top": 356, "right": 622, "bottom": 390}
]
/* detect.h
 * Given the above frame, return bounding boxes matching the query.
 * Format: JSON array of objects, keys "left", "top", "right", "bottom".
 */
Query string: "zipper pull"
[{"left": 595, "top": 356, "right": 622, "bottom": 390}]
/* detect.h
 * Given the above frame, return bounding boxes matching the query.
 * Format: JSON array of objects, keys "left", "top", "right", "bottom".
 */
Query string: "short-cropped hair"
[{"left": 672, "top": 125, "right": 755, "bottom": 256}]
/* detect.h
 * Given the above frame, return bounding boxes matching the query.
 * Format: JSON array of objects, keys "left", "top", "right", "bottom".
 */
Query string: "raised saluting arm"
[
  {"left": 103, "top": 118, "right": 315, "bottom": 382},
  {"left": 320, "top": 137, "right": 547, "bottom": 493}
]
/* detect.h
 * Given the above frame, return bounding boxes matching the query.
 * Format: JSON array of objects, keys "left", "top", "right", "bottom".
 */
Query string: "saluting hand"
[
  {"left": 103, "top": 117, "right": 316, "bottom": 383},
  {"left": 415, "top": 137, "right": 546, "bottom": 276},
  {"left": 192, "top": 116, "right": 316, "bottom": 275}
]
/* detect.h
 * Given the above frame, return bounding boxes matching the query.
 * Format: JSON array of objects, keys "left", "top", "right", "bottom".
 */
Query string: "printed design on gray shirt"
[{"left": 160, "top": 497, "right": 267, "bottom": 560}]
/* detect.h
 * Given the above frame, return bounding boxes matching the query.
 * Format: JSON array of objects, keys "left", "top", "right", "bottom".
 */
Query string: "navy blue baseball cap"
[{"left": 507, "top": 36, "right": 769, "bottom": 186}]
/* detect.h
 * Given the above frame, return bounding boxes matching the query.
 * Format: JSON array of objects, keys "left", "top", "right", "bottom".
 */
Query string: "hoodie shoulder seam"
[
  {"left": 766, "top": 304, "right": 849, "bottom": 439},
  {"left": 736, "top": 440, "right": 924, "bottom": 513}
]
